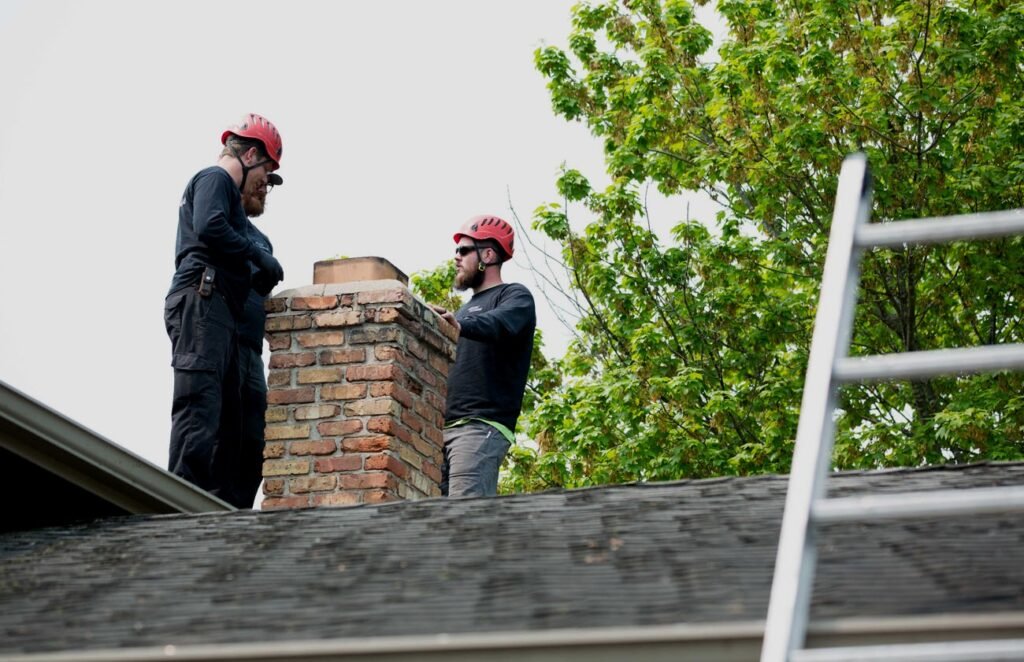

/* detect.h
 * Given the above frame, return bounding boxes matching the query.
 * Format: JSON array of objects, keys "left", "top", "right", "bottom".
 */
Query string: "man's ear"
[{"left": 243, "top": 146, "right": 261, "bottom": 166}]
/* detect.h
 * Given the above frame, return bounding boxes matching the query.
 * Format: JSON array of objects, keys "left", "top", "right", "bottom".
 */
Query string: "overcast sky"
[{"left": 0, "top": 1, "right": 719, "bottom": 476}]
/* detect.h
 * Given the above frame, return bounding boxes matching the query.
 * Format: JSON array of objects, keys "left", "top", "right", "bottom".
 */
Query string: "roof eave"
[
  {"left": 0, "top": 379, "right": 232, "bottom": 515},
  {"left": 3, "top": 613, "right": 1023, "bottom": 662}
]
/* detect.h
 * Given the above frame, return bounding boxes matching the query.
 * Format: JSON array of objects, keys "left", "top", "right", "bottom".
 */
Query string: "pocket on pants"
[{"left": 166, "top": 289, "right": 233, "bottom": 373}]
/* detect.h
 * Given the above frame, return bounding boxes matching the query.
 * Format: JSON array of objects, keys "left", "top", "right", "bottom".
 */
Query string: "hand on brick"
[{"left": 430, "top": 304, "right": 460, "bottom": 335}]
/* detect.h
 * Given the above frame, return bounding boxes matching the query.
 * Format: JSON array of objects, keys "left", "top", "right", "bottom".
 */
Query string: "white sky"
[{"left": 0, "top": 0, "right": 719, "bottom": 475}]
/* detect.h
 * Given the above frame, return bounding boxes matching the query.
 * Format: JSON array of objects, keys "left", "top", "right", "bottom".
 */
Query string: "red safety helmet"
[
  {"left": 221, "top": 113, "right": 283, "bottom": 171},
  {"left": 454, "top": 215, "right": 515, "bottom": 260}
]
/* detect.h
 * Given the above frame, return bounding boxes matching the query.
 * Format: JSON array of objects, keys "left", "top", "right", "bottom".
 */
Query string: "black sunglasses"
[{"left": 455, "top": 245, "right": 479, "bottom": 256}]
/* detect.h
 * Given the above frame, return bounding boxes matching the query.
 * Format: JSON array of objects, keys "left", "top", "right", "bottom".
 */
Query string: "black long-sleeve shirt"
[
  {"left": 444, "top": 283, "right": 536, "bottom": 432},
  {"left": 238, "top": 222, "right": 273, "bottom": 350},
  {"left": 167, "top": 166, "right": 261, "bottom": 318}
]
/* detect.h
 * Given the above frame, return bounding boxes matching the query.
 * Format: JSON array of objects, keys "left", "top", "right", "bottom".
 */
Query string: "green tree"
[
  {"left": 410, "top": 261, "right": 464, "bottom": 313},
  {"left": 511, "top": 0, "right": 1024, "bottom": 491}
]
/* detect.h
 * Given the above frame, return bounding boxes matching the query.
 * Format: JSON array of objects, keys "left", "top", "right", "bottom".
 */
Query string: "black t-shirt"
[
  {"left": 167, "top": 166, "right": 258, "bottom": 318},
  {"left": 444, "top": 283, "right": 536, "bottom": 432}
]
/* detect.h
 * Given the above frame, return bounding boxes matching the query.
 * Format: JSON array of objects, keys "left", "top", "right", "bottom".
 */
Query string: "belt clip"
[{"left": 198, "top": 267, "right": 216, "bottom": 297}]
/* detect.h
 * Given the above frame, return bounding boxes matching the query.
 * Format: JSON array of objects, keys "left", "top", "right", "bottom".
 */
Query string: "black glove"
[
  {"left": 252, "top": 250, "right": 284, "bottom": 289},
  {"left": 252, "top": 268, "right": 278, "bottom": 296}
]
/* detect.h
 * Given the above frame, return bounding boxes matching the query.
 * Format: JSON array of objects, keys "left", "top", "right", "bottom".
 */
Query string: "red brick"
[
  {"left": 297, "top": 367, "right": 344, "bottom": 384},
  {"left": 367, "top": 416, "right": 397, "bottom": 435},
  {"left": 413, "top": 399, "right": 441, "bottom": 426},
  {"left": 312, "top": 492, "right": 361, "bottom": 507},
  {"left": 267, "top": 370, "right": 290, "bottom": 387},
  {"left": 373, "top": 307, "right": 401, "bottom": 324},
  {"left": 266, "top": 315, "right": 313, "bottom": 332},
  {"left": 401, "top": 409, "right": 424, "bottom": 433},
  {"left": 291, "top": 474, "right": 338, "bottom": 493},
  {"left": 321, "top": 383, "right": 366, "bottom": 401},
  {"left": 348, "top": 327, "right": 402, "bottom": 344},
  {"left": 265, "top": 424, "right": 311, "bottom": 441},
  {"left": 369, "top": 382, "right": 413, "bottom": 408},
  {"left": 424, "top": 390, "right": 445, "bottom": 412},
  {"left": 289, "top": 440, "right": 337, "bottom": 456},
  {"left": 296, "top": 331, "right": 345, "bottom": 348},
  {"left": 365, "top": 453, "right": 409, "bottom": 478},
  {"left": 363, "top": 489, "right": 400, "bottom": 504},
  {"left": 261, "top": 496, "right": 310, "bottom": 511},
  {"left": 341, "top": 472, "right": 399, "bottom": 491},
  {"left": 398, "top": 444, "right": 424, "bottom": 470},
  {"left": 343, "top": 399, "right": 398, "bottom": 417},
  {"left": 392, "top": 422, "right": 414, "bottom": 444},
  {"left": 265, "top": 298, "right": 287, "bottom": 313},
  {"left": 268, "top": 333, "right": 291, "bottom": 351},
  {"left": 411, "top": 434, "right": 436, "bottom": 458},
  {"left": 393, "top": 314, "right": 423, "bottom": 336},
  {"left": 314, "top": 455, "right": 363, "bottom": 473},
  {"left": 356, "top": 288, "right": 412, "bottom": 305},
  {"left": 264, "top": 459, "right": 311, "bottom": 476},
  {"left": 267, "top": 387, "right": 315, "bottom": 405},
  {"left": 320, "top": 348, "right": 366, "bottom": 364},
  {"left": 263, "top": 478, "right": 285, "bottom": 496},
  {"left": 265, "top": 407, "right": 289, "bottom": 423},
  {"left": 428, "top": 353, "right": 450, "bottom": 377},
  {"left": 414, "top": 363, "right": 439, "bottom": 387},
  {"left": 294, "top": 404, "right": 341, "bottom": 420},
  {"left": 341, "top": 435, "right": 394, "bottom": 452},
  {"left": 422, "top": 424, "right": 444, "bottom": 446},
  {"left": 263, "top": 442, "right": 286, "bottom": 459},
  {"left": 291, "top": 295, "right": 340, "bottom": 311},
  {"left": 317, "top": 419, "right": 363, "bottom": 437},
  {"left": 269, "top": 352, "right": 316, "bottom": 369},
  {"left": 406, "top": 337, "right": 427, "bottom": 360},
  {"left": 375, "top": 345, "right": 413, "bottom": 368},
  {"left": 422, "top": 460, "right": 442, "bottom": 483},
  {"left": 314, "top": 310, "right": 362, "bottom": 328},
  {"left": 346, "top": 364, "right": 396, "bottom": 381}
]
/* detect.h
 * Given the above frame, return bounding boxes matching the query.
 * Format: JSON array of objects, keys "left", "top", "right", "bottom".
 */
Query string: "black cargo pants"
[{"left": 164, "top": 286, "right": 249, "bottom": 507}]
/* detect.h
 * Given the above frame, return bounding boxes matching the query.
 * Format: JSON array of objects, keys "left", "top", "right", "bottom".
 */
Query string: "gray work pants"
[{"left": 441, "top": 421, "right": 511, "bottom": 498}]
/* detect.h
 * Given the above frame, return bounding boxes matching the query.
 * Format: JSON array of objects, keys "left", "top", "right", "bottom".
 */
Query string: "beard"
[
  {"left": 454, "top": 265, "right": 485, "bottom": 292},
  {"left": 243, "top": 191, "right": 266, "bottom": 217}
]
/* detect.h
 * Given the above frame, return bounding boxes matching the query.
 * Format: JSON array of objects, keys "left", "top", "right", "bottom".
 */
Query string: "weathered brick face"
[{"left": 260, "top": 270, "right": 456, "bottom": 511}]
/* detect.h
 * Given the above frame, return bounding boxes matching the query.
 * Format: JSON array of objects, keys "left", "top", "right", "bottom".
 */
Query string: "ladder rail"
[
  {"left": 791, "top": 639, "right": 1024, "bottom": 662},
  {"left": 760, "top": 154, "right": 874, "bottom": 662},
  {"left": 833, "top": 344, "right": 1024, "bottom": 384},
  {"left": 812, "top": 485, "right": 1024, "bottom": 523},
  {"left": 856, "top": 209, "right": 1024, "bottom": 248}
]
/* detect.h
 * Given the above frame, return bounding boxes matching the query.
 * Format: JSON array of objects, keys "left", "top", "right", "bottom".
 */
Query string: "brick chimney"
[{"left": 260, "top": 257, "right": 456, "bottom": 510}]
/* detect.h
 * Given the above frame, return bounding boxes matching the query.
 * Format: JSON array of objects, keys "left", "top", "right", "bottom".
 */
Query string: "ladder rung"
[
  {"left": 791, "top": 638, "right": 1024, "bottom": 661},
  {"left": 811, "top": 486, "right": 1024, "bottom": 523},
  {"left": 856, "top": 209, "right": 1024, "bottom": 248},
  {"left": 833, "top": 344, "right": 1024, "bottom": 384}
]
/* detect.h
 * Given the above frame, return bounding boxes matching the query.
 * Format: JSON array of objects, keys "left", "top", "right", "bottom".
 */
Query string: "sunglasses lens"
[{"left": 456, "top": 246, "right": 474, "bottom": 256}]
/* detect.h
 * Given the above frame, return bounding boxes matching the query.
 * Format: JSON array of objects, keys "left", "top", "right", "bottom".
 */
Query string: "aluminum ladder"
[{"left": 759, "top": 152, "right": 1024, "bottom": 662}]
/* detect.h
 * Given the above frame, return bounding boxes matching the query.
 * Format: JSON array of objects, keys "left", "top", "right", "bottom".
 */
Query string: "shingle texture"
[{"left": 1, "top": 462, "right": 1022, "bottom": 655}]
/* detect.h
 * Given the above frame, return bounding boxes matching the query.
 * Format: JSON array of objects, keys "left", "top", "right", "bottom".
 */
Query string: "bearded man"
[
  {"left": 430, "top": 215, "right": 536, "bottom": 497},
  {"left": 164, "top": 113, "right": 285, "bottom": 508}
]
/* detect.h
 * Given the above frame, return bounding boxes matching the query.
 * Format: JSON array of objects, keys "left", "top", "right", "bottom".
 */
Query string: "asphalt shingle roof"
[{"left": 1, "top": 462, "right": 1022, "bottom": 655}]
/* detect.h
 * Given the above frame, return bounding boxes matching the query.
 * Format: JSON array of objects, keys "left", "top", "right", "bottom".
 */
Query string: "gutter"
[
  {"left": 2, "top": 613, "right": 1023, "bottom": 662},
  {"left": 0, "top": 379, "right": 232, "bottom": 514}
]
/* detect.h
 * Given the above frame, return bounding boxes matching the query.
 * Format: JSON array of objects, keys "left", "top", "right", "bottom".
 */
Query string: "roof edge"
[
  {"left": 0, "top": 380, "right": 232, "bottom": 515},
  {"left": 4, "top": 612, "right": 1023, "bottom": 662}
]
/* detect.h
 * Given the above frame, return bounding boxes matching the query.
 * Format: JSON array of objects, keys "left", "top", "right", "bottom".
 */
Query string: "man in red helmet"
[
  {"left": 430, "top": 215, "right": 536, "bottom": 497},
  {"left": 164, "top": 113, "right": 285, "bottom": 508}
]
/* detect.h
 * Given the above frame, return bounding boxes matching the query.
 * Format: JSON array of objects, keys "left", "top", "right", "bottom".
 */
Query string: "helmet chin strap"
[{"left": 228, "top": 144, "right": 272, "bottom": 192}]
